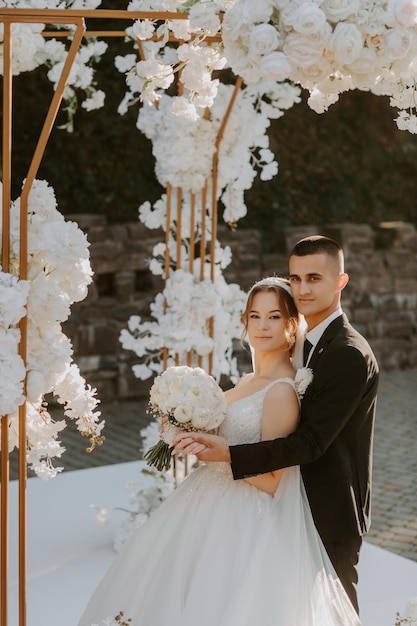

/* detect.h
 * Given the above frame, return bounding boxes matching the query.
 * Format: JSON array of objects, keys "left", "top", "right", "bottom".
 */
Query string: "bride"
[{"left": 78, "top": 277, "right": 360, "bottom": 625}]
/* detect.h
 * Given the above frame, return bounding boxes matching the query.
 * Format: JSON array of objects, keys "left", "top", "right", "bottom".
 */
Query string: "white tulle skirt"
[{"left": 78, "top": 463, "right": 360, "bottom": 625}]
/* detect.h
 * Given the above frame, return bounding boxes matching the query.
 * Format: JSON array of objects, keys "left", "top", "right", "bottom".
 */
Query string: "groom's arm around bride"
[{"left": 175, "top": 235, "right": 379, "bottom": 614}]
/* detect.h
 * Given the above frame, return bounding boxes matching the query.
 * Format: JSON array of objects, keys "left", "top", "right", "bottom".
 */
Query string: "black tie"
[{"left": 303, "top": 338, "right": 313, "bottom": 366}]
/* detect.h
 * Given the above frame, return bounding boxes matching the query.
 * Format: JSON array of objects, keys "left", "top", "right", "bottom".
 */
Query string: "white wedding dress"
[{"left": 78, "top": 379, "right": 360, "bottom": 626}]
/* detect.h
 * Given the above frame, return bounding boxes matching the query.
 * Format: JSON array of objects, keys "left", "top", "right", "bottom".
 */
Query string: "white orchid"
[
  {"left": 0, "top": 179, "right": 102, "bottom": 479},
  {"left": 0, "top": 1, "right": 107, "bottom": 131}
]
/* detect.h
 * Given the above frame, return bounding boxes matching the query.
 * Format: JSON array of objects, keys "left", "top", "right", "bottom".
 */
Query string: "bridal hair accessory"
[{"left": 249, "top": 276, "right": 292, "bottom": 296}]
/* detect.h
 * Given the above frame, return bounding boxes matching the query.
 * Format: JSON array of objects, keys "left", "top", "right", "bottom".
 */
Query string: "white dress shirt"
[{"left": 304, "top": 308, "right": 343, "bottom": 366}]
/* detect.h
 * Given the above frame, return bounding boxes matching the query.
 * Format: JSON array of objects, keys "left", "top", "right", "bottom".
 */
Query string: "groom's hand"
[{"left": 172, "top": 432, "right": 231, "bottom": 463}]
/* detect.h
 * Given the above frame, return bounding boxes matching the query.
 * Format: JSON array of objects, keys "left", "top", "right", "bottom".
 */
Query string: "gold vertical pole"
[
  {"left": 176, "top": 187, "right": 182, "bottom": 270},
  {"left": 207, "top": 76, "right": 243, "bottom": 374},
  {"left": 187, "top": 191, "right": 195, "bottom": 370},
  {"left": 163, "top": 184, "right": 172, "bottom": 371},
  {"left": 14, "top": 19, "right": 85, "bottom": 626},
  {"left": 189, "top": 192, "right": 195, "bottom": 274},
  {"left": 19, "top": 18, "right": 85, "bottom": 205},
  {"left": 200, "top": 186, "right": 207, "bottom": 282},
  {"left": 1, "top": 19, "right": 12, "bottom": 626},
  {"left": 197, "top": 187, "right": 207, "bottom": 369},
  {"left": 174, "top": 188, "right": 182, "bottom": 368}
]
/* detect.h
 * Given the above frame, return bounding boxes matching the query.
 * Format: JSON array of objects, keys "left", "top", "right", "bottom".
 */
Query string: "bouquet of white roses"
[{"left": 144, "top": 365, "right": 227, "bottom": 471}]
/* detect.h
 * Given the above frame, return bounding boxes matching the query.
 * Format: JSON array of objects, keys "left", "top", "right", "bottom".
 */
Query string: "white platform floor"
[{"left": 8, "top": 461, "right": 417, "bottom": 625}]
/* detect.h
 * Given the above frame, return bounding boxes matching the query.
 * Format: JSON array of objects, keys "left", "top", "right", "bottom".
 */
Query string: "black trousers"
[{"left": 324, "top": 536, "right": 363, "bottom": 615}]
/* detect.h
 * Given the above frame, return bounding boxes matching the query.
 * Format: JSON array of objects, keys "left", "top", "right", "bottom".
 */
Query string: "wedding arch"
[{"left": 2, "top": 1, "right": 417, "bottom": 624}]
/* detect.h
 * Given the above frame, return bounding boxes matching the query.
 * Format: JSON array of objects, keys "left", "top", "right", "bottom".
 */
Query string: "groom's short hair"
[{"left": 290, "top": 235, "right": 344, "bottom": 273}]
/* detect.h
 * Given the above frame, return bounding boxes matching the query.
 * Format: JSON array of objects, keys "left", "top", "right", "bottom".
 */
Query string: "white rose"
[
  {"left": 283, "top": 32, "right": 325, "bottom": 68},
  {"left": 223, "top": 0, "right": 273, "bottom": 41},
  {"left": 249, "top": 24, "right": 280, "bottom": 58},
  {"left": 190, "top": 367, "right": 206, "bottom": 378},
  {"left": 386, "top": 0, "right": 417, "bottom": 28},
  {"left": 184, "top": 383, "right": 204, "bottom": 406},
  {"left": 241, "top": 0, "right": 274, "bottom": 24},
  {"left": 331, "top": 22, "right": 363, "bottom": 65},
  {"left": 291, "top": 56, "right": 332, "bottom": 88},
  {"left": 385, "top": 28, "right": 413, "bottom": 59},
  {"left": 320, "top": 0, "right": 360, "bottom": 22},
  {"left": 210, "top": 413, "right": 226, "bottom": 430},
  {"left": 191, "top": 407, "right": 211, "bottom": 430},
  {"left": 316, "top": 72, "right": 353, "bottom": 95},
  {"left": 174, "top": 403, "right": 193, "bottom": 424},
  {"left": 222, "top": 3, "right": 248, "bottom": 39},
  {"left": 291, "top": 3, "right": 327, "bottom": 35},
  {"left": 260, "top": 51, "right": 291, "bottom": 81},
  {"left": 348, "top": 47, "right": 378, "bottom": 87}
]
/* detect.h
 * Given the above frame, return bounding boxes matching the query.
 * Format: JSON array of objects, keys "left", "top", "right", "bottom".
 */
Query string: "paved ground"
[{"left": 10, "top": 369, "right": 417, "bottom": 562}]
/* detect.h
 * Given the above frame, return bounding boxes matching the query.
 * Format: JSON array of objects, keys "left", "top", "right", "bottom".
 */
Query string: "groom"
[{"left": 174, "top": 235, "right": 379, "bottom": 613}]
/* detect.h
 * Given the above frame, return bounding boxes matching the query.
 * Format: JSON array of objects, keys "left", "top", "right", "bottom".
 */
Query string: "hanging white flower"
[
  {"left": 0, "top": 179, "right": 103, "bottom": 478},
  {"left": 0, "top": 1, "right": 108, "bottom": 131},
  {"left": 121, "top": 263, "right": 246, "bottom": 383}
]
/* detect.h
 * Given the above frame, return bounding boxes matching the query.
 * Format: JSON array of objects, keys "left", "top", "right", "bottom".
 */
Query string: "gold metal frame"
[{"left": 0, "top": 9, "right": 239, "bottom": 625}]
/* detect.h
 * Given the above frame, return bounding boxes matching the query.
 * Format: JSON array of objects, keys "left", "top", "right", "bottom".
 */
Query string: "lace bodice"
[{"left": 219, "top": 378, "right": 297, "bottom": 446}]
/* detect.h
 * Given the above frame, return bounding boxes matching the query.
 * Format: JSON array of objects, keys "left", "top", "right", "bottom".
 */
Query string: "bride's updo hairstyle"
[{"left": 240, "top": 277, "right": 299, "bottom": 352}]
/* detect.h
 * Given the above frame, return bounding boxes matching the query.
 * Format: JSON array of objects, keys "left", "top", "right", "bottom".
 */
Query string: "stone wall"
[{"left": 64, "top": 216, "right": 417, "bottom": 402}]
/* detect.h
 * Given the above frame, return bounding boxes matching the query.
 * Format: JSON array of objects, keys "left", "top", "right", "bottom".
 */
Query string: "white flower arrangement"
[
  {"left": 91, "top": 421, "right": 181, "bottom": 556},
  {"left": 143, "top": 365, "right": 227, "bottom": 471},
  {"left": 117, "top": 0, "right": 417, "bottom": 137},
  {"left": 4, "top": 0, "right": 417, "bottom": 479},
  {"left": 221, "top": 0, "right": 417, "bottom": 131},
  {"left": 115, "top": 0, "right": 417, "bottom": 389},
  {"left": 0, "top": 179, "right": 104, "bottom": 479},
  {"left": 117, "top": 30, "right": 301, "bottom": 226},
  {"left": 0, "top": 0, "right": 107, "bottom": 132},
  {"left": 92, "top": 461, "right": 176, "bottom": 553},
  {"left": 0, "top": 269, "right": 29, "bottom": 415},
  {"left": 120, "top": 265, "right": 247, "bottom": 384}
]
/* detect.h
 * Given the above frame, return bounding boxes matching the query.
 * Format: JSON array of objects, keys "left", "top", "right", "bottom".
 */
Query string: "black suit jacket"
[{"left": 230, "top": 314, "right": 379, "bottom": 543}]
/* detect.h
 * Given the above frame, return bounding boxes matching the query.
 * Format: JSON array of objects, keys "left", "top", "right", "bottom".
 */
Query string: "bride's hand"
[{"left": 172, "top": 432, "right": 231, "bottom": 463}]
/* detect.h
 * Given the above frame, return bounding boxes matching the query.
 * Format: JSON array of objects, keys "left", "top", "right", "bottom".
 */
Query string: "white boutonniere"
[{"left": 294, "top": 367, "right": 314, "bottom": 399}]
